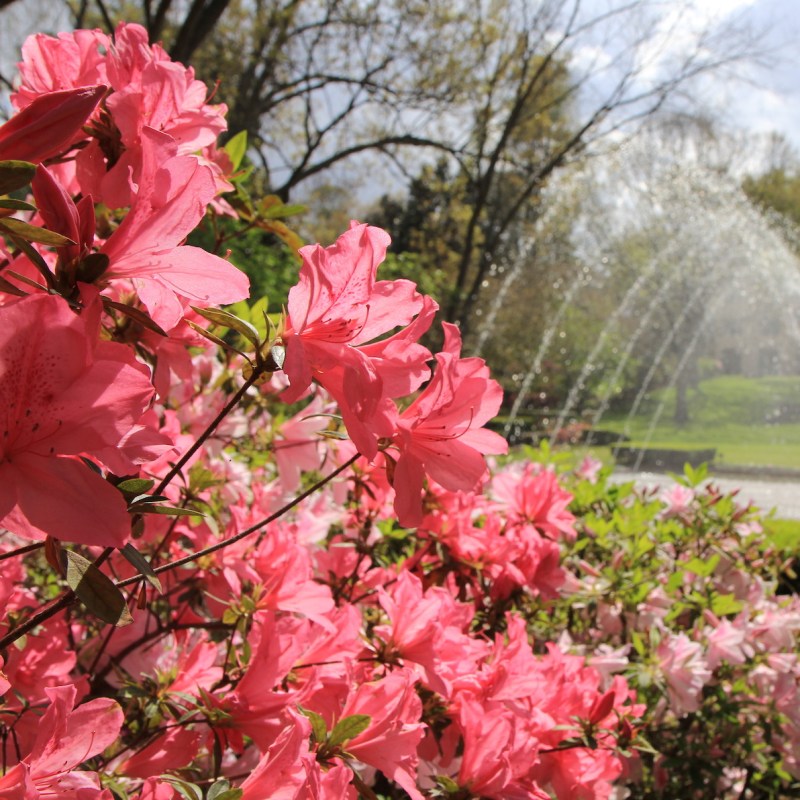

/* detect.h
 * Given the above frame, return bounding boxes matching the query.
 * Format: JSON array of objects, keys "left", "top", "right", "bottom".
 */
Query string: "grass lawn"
[{"left": 545, "top": 375, "right": 800, "bottom": 470}]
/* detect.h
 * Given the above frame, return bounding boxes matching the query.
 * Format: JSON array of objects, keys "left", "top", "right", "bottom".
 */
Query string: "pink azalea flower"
[
  {"left": 272, "top": 391, "right": 336, "bottom": 493},
  {"left": 575, "top": 454, "right": 603, "bottom": 483},
  {"left": 105, "top": 23, "right": 226, "bottom": 152},
  {"left": 492, "top": 464, "right": 576, "bottom": 541},
  {"left": 84, "top": 23, "right": 227, "bottom": 207},
  {"left": 338, "top": 668, "right": 426, "bottom": 800},
  {"left": 119, "top": 727, "right": 202, "bottom": 779},
  {"left": 705, "top": 619, "right": 752, "bottom": 670},
  {"left": 282, "top": 222, "right": 435, "bottom": 458},
  {"left": 100, "top": 127, "right": 249, "bottom": 328},
  {"left": 0, "top": 85, "right": 104, "bottom": 163},
  {"left": 0, "top": 292, "right": 167, "bottom": 546},
  {"left": 240, "top": 713, "right": 314, "bottom": 800},
  {"left": 455, "top": 696, "right": 517, "bottom": 797},
  {"left": 375, "top": 570, "right": 482, "bottom": 697},
  {"left": 2, "top": 684, "right": 122, "bottom": 798},
  {"left": 390, "top": 322, "right": 508, "bottom": 527},
  {"left": 656, "top": 632, "right": 712, "bottom": 716},
  {"left": 13, "top": 29, "right": 110, "bottom": 108},
  {"left": 660, "top": 483, "right": 695, "bottom": 517}
]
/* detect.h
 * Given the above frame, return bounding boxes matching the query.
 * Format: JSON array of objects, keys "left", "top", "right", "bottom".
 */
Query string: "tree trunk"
[{"left": 674, "top": 369, "right": 690, "bottom": 425}]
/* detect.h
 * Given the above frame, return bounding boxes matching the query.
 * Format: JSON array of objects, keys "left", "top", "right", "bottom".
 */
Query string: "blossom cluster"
[{"left": 1, "top": 20, "right": 797, "bottom": 800}]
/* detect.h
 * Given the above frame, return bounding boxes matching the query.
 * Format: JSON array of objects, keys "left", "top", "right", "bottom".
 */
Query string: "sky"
[{"left": 708, "top": 0, "right": 800, "bottom": 153}]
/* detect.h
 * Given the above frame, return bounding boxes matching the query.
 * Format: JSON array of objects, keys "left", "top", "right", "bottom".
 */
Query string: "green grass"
[{"left": 593, "top": 375, "right": 800, "bottom": 470}]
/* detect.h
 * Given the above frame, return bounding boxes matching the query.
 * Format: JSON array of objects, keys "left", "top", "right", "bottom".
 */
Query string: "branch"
[
  {"left": 118, "top": 452, "right": 360, "bottom": 585},
  {"left": 276, "top": 135, "right": 460, "bottom": 196},
  {"left": 0, "top": 454, "right": 361, "bottom": 651}
]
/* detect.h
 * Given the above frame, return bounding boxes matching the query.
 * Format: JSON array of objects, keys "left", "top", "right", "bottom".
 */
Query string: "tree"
[
  {"left": 429, "top": 1, "right": 763, "bottom": 334},
  {"left": 64, "top": 0, "right": 461, "bottom": 195},
  {"left": 743, "top": 166, "right": 800, "bottom": 230},
  {"left": 53, "top": 0, "right": 764, "bottom": 337}
]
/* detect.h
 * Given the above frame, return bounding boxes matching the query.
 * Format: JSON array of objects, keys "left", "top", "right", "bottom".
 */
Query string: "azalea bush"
[{"left": 0, "top": 21, "right": 799, "bottom": 800}]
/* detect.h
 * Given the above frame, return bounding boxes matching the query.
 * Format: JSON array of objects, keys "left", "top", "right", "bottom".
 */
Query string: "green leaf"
[
  {"left": 4, "top": 235, "right": 53, "bottom": 284},
  {"left": 207, "top": 780, "right": 242, "bottom": 800},
  {"left": 117, "top": 478, "right": 156, "bottom": 495},
  {"left": 185, "top": 319, "right": 248, "bottom": 358},
  {"left": 119, "top": 543, "right": 163, "bottom": 594},
  {"left": 435, "top": 776, "right": 461, "bottom": 793},
  {"left": 0, "top": 217, "right": 75, "bottom": 246},
  {"left": 0, "top": 160, "right": 36, "bottom": 194},
  {"left": 159, "top": 777, "right": 203, "bottom": 800},
  {"left": 191, "top": 305, "right": 261, "bottom": 346},
  {"left": 0, "top": 274, "right": 27, "bottom": 297},
  {"left": 102, "top": 298, "right": 168, "bottom": 337},
  {"left": 130, "top": 502, "right": 206, "bottom": 518},
  {"left": 328, "top": 714, "right": 371, "bottom": 747},
  {"left": 0, "top": 198, "right": 36, "bottom": 211},
  {"left": 684, "top": 554, "right": 720, "bottom": 578},
  {"left": 62, "top": 550, "right": 133, "bottom": 627},
  {"left": 298, "top": 706, "right": 328, "bottom": 744},
  {"left": 261, "top": 202, "right": 307, "bottom": 220},
  {"left": 710, "top": 592, "right": 743, "bottom": 617},
  {"left": 249, "top": 295, "right": 270, "bottom": 339},
  {"left": 223, "top": 130, "right": 248, "bottom": 170},
  {"left": 318, "top": 429, "right": 349, "bottom": 441},
  {"left": 681, "top": 462, "right": 708, "bottom": 486},
  {"left": 665, "top": 569, "right": 685, "bottom": 593}
]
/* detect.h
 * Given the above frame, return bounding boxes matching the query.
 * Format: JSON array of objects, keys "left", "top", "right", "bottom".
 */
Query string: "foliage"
[
  {"left": 57, "top": 0, "right": 766, "bottom": 335},
  {"left": 188, "top": 216, "right": 302, "bottom": 311},
  {"left": 743, "top": 167, "right": 800, "bottom": 230}
]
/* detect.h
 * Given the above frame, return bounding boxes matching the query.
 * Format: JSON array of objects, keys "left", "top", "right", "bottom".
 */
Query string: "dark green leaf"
[
  {"left": 117, "top": 478, "right": 156, "bottom": 494},
  {"left": 185, "top": 319, "right": 247, "bottom": 357},
  {"left": 0, "top": 274, "right": 27, "bottom": 297},
  {"left": 0, "top": 198, "right": 36, "bottom": 211},
  {"left": 0, "top": 160, "right": 36, "bottom": 194},
  {"left": 191, "top": 305, "right": 261, "bottom": 346},
  {"left": 0, "top": 217, "right": 75, "bottom": 246},
  {"left": 119, "top": 543, "right": 163, "bottom": 593},
  {"left": 79, "top": 457, "right": 103, "bottom": 474},
  {"left": 5, "top": 236, "right": 54, "bottom": 286},
  {"left": 328, "top": 714, "right": 371, "bottom": 747},
  {"left": 207, "top": 792, "right": 241, "bottom": 800},
  {"left": 62, "top": 550, "right": 133, "bottom": 626},
  {"left": 102, "top": 298, "right": 168, "bottom": 337},
  {"left": 318, "top": 430, "right": 349, "bottom": 440},
  {"left": 132, "top": 504, "right": 206, "bottom": 518}
]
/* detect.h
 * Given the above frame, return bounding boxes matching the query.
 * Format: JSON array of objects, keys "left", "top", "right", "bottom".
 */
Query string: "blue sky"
[{"left": 698, "top": 0, "right": 800, "bottom": 152}]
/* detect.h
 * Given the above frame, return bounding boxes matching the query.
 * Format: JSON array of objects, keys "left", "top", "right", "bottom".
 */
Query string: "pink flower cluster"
[{"left": 0, "top": 21, "right": 648, "bottom": 800}]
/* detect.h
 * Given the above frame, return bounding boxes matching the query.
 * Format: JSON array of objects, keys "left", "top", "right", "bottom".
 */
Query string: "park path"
[{"left": 613, "top": 469, "right": 800, "bottom": 520}]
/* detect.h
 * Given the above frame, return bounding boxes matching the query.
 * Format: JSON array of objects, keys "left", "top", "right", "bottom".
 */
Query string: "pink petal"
[{"left": 2, "top": 453, "right": 131, "bottom": 547}]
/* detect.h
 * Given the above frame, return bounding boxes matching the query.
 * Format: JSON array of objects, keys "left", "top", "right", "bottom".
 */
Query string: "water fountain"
[{"left": 488, "top": 132, "right": 800, "bottom": 475}]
